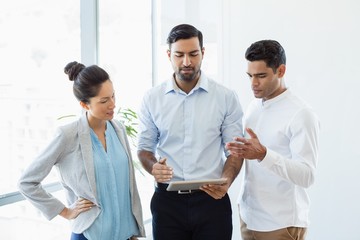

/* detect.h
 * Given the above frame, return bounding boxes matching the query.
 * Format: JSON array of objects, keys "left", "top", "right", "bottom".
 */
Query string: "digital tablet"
[{"left": 166, "top": 178, "right": 227, "bottom": 191}]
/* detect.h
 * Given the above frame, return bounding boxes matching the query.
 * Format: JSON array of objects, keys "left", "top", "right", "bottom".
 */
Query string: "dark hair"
[
  {"left": 166, "top": 24, "right": 203, "bottom": 49},
  {"left": 245, "top": 40, "right": 286, "bottom": 73},
  {"left": 64, "top": 61, "right": 110, "bottom": 104}
]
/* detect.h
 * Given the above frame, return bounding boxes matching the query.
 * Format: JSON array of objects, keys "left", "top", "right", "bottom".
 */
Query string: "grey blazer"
[{"left": 18, "top": 112, "right": 145, "bottom": 236}]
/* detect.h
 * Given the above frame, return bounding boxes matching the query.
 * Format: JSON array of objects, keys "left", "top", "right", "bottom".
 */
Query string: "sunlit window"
[
  {"left": 0, "top": 0, "right": 80, "bottom": 239},
  {"left": 0, "top": 0, "right": 81, "bottom": 194}
]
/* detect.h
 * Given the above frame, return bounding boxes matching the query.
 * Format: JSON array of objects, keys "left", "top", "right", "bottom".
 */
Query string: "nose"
[
  {"left": 250, "top": 77, "right": 259, "bottom": 87},
  {"left": 109, "top": 97, "right": 116, "bottom": 109},
  {"left": 182, "top": 54, "right": 191, "bottom": 67}
]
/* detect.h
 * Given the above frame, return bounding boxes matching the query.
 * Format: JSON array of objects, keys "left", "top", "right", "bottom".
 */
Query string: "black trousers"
[{"left": 151, "top": 183, "right": 233, "bottom": 240}]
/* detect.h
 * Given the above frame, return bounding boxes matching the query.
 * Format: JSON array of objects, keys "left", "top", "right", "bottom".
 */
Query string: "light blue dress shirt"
[
  {"left": 84, "top": 121, "right": 139, "bottom": 240},
  {"left": 138, "top": 73, "right": 244, "bottom": 181}
]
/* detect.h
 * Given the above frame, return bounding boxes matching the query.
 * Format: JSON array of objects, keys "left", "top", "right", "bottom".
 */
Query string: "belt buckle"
[{"left": 178, "top": 189, "right": 193, "bottom": 194}]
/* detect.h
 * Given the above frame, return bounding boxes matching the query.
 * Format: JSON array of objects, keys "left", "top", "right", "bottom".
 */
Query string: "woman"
[{"left": 18, "top": 61, "right": 145, "bottom": 240}]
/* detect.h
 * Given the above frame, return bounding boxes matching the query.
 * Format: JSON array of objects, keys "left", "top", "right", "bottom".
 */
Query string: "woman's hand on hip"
[{"left": 60, "top": 197, "right": 95, "bottom": 220}]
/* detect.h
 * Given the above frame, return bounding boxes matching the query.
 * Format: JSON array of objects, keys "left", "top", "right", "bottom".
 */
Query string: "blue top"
[
  {"left": 137, "top": 73, "right": 244, "bottom": 181},
  {"left": 84, "top": 121, "right": 139, "bottom": 239}
]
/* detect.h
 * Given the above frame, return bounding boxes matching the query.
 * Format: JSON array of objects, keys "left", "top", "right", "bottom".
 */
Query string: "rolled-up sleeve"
[
  {"left": 221, "top": 90, "right": 244, "bottom": 157},
  {"left": 137, "top": 92, "right": 159, "bottom": 153}
]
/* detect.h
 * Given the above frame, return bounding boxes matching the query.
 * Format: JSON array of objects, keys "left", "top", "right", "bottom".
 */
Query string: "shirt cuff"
[{"left": 258, "top": 148, "right": 280, "bottom": 169}]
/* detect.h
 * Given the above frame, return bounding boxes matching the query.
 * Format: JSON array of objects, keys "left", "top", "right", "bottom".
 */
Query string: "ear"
[
  {"left": 201, "top": 47, "right": 205, "bottom": 59},
  {"left": 80, "top": 101, "right": 89, "bottom": 110},
  {"left": 277, "top": 64, "right": 286, "bottom": 78},
  {"left": 167, "top": 49, "right": 171, "bottom": 60}
]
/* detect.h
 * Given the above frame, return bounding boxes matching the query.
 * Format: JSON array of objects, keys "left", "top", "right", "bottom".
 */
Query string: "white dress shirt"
[{"left": 239, "top": 89, "right": 320, "bottom": 231}]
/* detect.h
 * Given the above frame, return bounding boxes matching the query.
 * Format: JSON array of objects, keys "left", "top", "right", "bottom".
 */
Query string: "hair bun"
[{"left": 64, "top": 61, "right": 85, "bottom": 81}]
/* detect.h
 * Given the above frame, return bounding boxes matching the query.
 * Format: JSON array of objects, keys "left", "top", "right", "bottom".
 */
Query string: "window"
[
  {"left": 0, "top": 0, "right": 81, "bottom": 194},
  {"left": 0, "top": 0, "right": 80, "bottom": 238}
]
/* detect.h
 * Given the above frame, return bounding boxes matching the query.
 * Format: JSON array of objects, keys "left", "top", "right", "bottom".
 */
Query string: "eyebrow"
[
  {"left": 173, "top": 50, "right": 200, "bottom": 54},
  {"left": 246, "top": 72, "right": 267, "bottom": 77}
]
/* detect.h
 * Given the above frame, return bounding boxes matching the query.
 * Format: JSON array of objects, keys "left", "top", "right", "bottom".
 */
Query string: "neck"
[
  {"left": 86, "top": 113, "right": 107, "bottom": 151},
  {"left": 175, "top": 73, "right": 200, "bottom": 94},
  {"left": 86, "top": 113, "right": 106, "bottom": 132}
]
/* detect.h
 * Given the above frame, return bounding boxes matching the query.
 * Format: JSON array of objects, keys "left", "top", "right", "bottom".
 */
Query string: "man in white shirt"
[{"left": 226, "top": 40, "right": 320, "bottom": 240}]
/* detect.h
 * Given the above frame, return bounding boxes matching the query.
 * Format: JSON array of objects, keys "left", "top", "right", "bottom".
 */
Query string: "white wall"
[{"left": 224, "top": 0, "right": 360, "bottom": 239}]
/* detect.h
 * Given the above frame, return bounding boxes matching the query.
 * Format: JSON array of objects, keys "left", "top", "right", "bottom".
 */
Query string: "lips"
[{"left": 181, "top": 68, "right": 193, "bottom": 74}]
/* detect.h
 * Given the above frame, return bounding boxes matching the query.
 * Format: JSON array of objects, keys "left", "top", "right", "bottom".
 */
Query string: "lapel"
[
  {"left": 78, "top": 112, "right": 97, "bottom": 199},
  {"left": 110, "top": 119, "right": 136, "bottom": 190}
]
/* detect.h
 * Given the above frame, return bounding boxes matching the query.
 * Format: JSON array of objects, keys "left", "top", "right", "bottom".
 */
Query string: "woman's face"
[{"left": 83, "top": 80, "right": 116, "bottom": 122}]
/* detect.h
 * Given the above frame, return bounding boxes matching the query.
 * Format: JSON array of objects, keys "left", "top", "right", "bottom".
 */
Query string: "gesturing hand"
[
  {"left": 226, "top": 128, "right": 267, "bottom": 160},
  {"left": 151, "top": 158, "right": 173, "bottom": 183}
]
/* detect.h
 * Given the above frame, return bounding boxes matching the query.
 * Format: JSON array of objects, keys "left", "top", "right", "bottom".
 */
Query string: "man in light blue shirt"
[{"left": 137, "top": 24, "right": 244, "bottom": 240}]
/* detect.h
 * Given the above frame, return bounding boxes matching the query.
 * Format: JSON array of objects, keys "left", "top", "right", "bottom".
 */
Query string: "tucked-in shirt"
[
  {"left": 239, "top": 89, "right": 320, "bottom": 231},
  {"left": 137, "top": 73, "right": 244, "bottom": 181},
  {"left": 84, "top": 121, "right": 139, "bottom": 239}
]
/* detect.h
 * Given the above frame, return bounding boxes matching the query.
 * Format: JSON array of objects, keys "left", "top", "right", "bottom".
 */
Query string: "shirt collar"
[{"left": 262, "top": 88, "right": 291, "bottom": 107}]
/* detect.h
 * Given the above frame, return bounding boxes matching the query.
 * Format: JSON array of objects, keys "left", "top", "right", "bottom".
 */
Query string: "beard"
[{"left": 175, "top": 67, "right": 200, "bottom": 82}]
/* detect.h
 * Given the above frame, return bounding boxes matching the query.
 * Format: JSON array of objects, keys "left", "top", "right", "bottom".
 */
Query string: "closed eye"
[
  {"left": 100, "top": 93, "right": 115, "bottom": 104},
  {"left": 247, "top": 73, "right": 267, "bottom": 79}
]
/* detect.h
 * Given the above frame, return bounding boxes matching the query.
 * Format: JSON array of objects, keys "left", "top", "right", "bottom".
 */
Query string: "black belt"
[{"left": 155, "top": 182, "right": 202, "bottom": 194}]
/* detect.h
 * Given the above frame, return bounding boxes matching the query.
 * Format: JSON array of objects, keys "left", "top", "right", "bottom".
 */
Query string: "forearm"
[
  {"left": 137, "top": 150, "right": 157, "bottom": 175},
  {"left": 222, "top": 155, "right": 244, "bottom": 186},
  {"left": 201, "top": 155, "right": 243, "bottom": 199},
  {"left": 59, "top": 207, "right": 70, "bottom": 219},
  {"left": 261, "top": 148, "right": 316, "bottom": 188}
]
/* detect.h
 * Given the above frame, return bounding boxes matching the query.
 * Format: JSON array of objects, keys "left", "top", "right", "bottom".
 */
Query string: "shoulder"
[
  {"left": 286, "top": 92, "right": 320, "bottom": 126},
  {"left": 141, "top": 80, "right": 172, "bottom": 112},
  {"left": 287, "top": 91, "right": 316, "bottom": 113},
  {"left": 110, "top": 118, "right": 125, "bottom": 130},
  {"left": 205, "top": 77, "right": 240, "bottom": 104},
  {"left": 55, "top": 117, "right": 84, "bottom": 143},
  {"left": 144, "top": 80, "right": 169, "bottom": 97},
  {"left": 56, "top": 119, "right": 78, "bottom": 136},
  {"left": 110, "top": 119, "right": 127, "bottom": 136},
  {"left": 205, "top": 77, "right": 237, "bottom": 96}
]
